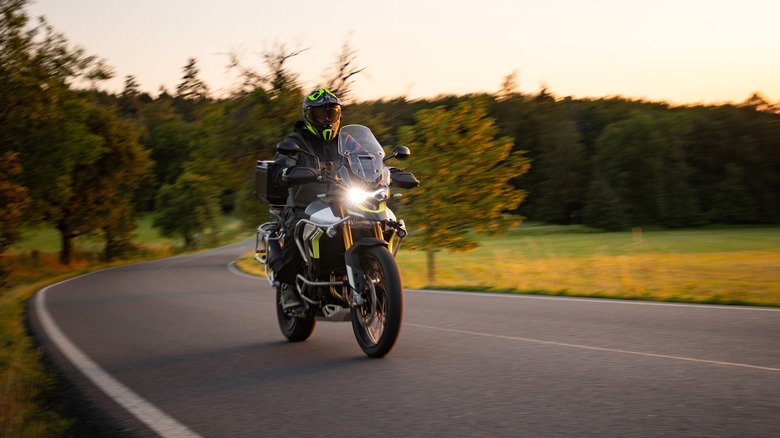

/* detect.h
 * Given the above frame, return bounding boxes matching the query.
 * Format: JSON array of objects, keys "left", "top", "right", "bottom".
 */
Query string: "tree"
[
  {"left": 0, "top": 152, "right": 29, "bottom": 251},
  {"left": 396, "top": 99, "right": 530, "bottom": 285},
  {"left": 0, "top": 152, "right": 30, "bottom": 285},
  {"left": 585, "top": 111, "right": 697, "bottom": 229},
  {"left": 1, "top": 0, "right": 124, "bottom": 264},
  {"left": 118, "top": 74, "right": 144, "bottom": 119},
  {"left": 175, "top": 57, "right": 209, "bottom": 121},
  {"left": 141, "top": 97, "right": 192, "bottom": 188},
  {"left": 46, "top": 97, "right": 151, "bottom": 264},
  {"left": 496, "top": 70, "right": 520, "bottom": 102},
  {"left": 191, "top": 80, "right": 301, "bottom": 226},
  {"left": 321, "top": 35, "right": 366, "bottom": 102},
  {"left": 176, "top": 57, "right": 209, "bottom": 101},
  {"left": 80, "top": 99, "right": 153, "bottom": 260},
  {"left": 226, "top": 43, "right": 304, "bottom": 95},
  {"left": 581, "top": 175, "right": 630, "bottom": 230},
  {"left": 685, "top": 102, "right": 780, "bottom": 223},
  {"left": 521, "top": 93, "right": 587, "bottom": 224},
  {"left": 153, "top": 172, "right": 221, "bottom": 249}
]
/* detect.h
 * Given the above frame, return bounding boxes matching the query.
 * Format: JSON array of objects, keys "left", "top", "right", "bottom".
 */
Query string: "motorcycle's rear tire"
[
  {"left": 351, "top": 246, "right": 403, "bottom": 358},
  {"left": 276, "top": 285, "right": 316, "bottom": 342}
]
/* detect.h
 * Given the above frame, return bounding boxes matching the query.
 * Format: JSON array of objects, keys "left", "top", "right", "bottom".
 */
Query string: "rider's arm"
[{"left": 271, "top": 138, "right": 301, "bottom": 187}]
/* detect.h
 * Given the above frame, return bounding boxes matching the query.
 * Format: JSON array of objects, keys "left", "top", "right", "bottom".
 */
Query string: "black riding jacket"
[{"left": 272, "top": 121, "right": 340, "bottom": 210}]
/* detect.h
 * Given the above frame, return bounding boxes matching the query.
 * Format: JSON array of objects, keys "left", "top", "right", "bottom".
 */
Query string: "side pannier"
[{"left": 255, "top": 160, "right": 288, "bottom": 206}]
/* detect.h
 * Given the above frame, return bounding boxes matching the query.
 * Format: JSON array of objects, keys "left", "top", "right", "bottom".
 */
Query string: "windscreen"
[{"left": 337, "top": 125, "right": 386, "bottom": 184}]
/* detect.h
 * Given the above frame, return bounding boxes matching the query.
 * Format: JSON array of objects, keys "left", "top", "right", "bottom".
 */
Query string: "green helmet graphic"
[{"left": 302, "top": 88, "right": 342, "bottom": 141}]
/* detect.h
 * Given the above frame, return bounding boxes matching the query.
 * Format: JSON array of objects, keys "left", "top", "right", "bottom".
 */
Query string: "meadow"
[
  {"left": 238, "top": 224, "right": 780, "bottom": 307},
  {"left": 395, "top": 225, "right": 780, "bottom": 306}
]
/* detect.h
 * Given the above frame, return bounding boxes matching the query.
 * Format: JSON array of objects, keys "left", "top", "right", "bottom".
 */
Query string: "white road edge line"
[
  {"left": 34, "top": 278, "right": 202, "bottom": 438},
  {"left": 407, "top": 289, "right": 780, "bottom": 312},
  {"left": 406, "top": 323, "right": 780, "bottom": 372}
]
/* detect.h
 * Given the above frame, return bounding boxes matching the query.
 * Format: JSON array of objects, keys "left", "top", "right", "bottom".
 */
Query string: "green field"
[
  {"left": 395, "top": 225, "right": 780, "bottom": 306},
  {"left": 10, "top": 215, "right": 248, "bottom": 254},
  {"left": 238, "top": 224, "right": 780, "bottom": 307}
]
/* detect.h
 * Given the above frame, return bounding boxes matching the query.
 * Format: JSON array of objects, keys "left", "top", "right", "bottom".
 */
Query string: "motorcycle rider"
[{"left": 271, "top": 88, "right": 342, "bottom": 311}]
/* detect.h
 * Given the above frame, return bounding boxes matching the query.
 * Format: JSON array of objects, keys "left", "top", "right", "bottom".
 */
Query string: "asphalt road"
[{"left": 28, "top": 240, "right": 780, "bottom": 437}]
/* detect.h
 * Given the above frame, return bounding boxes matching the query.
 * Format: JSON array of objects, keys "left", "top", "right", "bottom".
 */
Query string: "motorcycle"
[{"left": 253, "top": 125, "right": 419, "bottom": 358}]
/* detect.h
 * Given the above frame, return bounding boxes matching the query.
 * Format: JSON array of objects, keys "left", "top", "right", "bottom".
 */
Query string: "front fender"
[{"left": 345, "top": 238, "right": 388, "bottom": 293}]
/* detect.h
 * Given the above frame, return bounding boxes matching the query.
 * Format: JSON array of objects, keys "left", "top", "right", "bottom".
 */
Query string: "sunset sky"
[{"left": 27, "top": 0, "right": 780, "bottom": 104}]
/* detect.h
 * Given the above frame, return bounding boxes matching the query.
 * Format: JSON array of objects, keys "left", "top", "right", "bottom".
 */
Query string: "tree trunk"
[
  {"left": 59, "top": 229, "right": 74, "bottom": 265},
  {"left": 426, "top": 250, "right": 436, "bottom": 287},
  {"left": 104, "top": 230, "right": 122, "bottom": 262}
]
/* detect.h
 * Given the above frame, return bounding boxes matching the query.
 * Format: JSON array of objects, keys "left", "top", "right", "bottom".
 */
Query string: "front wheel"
[
  {"left": 276, "top": 285, "right": 315, "bottom": 342},
  {"left": 351, "top": 246, "right": 403, "bottom": 358}
]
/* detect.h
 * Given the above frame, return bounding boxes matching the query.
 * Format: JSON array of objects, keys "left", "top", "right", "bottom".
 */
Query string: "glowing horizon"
[{"left": 27, "top": 0, "right": 780, "bottom": 105}]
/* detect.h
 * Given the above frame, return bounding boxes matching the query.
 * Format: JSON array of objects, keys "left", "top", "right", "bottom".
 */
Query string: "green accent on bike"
[
  {"left": 311, "top": 230, "right": 322, "bottom": 259},
  {"left": 359, "top": 201, "right": 386, "bottom": 214}
]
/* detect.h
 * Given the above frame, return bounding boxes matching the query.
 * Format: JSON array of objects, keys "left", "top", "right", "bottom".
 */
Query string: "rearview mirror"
[{"left": 385, "top": 145, "right": 411, "bottom": 162}]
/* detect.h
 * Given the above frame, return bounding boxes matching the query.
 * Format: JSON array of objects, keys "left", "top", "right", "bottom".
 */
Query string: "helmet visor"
[{"left": 306, "top": 105, "right": 341, "bottom": 124}]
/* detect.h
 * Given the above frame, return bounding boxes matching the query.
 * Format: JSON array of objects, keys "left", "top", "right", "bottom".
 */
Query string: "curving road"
[{"left": 29, "top": 240, "right": 780, "bottom": 437}]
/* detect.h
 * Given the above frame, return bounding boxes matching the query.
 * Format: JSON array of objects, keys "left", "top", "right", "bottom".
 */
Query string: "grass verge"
[{"left": 1, "top": 277, "right": 76, "bottom": 437}]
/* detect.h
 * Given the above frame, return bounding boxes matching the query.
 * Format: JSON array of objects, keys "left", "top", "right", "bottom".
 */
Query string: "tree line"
[{"left": 2, "top": 0, "right": 779, "bottom": 282}]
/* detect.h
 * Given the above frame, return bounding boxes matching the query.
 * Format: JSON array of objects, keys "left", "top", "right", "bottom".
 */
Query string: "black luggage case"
[{"left": 255, "top": 160, "right": 288, "bottom": 206}]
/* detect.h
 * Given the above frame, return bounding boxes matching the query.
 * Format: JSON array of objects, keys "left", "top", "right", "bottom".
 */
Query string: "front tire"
[
  {"left": 276, "top": 285, "right": 315, "bottom": 342},
  {"left": 351, "top": 246, "right": 403, "bottom": 358}
]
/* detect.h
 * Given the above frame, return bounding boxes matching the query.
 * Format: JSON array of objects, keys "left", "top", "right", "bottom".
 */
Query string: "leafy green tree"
[
  {"left": 0, "top": 152, "right": 30, "bottom": 285},
  {"left": 79, "top": 99, "right": 153, "bottom": 260},
  {"left": 685, "top": 102, "right": 780, "bottom": 223},
  {"left": 585, "top": 111, "right": 698, "bottom": 229},
  {"left": 47, "top": 98, "right": 151, "bottom": 264},
  {"left": 139, "top": 93, "right": 198, "bottom": 201},
  {"left": 0, "top": 152, "right": 28, "bottom": 250},
  {"left": 581, "top": 175, "right": 630, "bottom": 230},
  {"left": 708, "top": 164, "right": 758, "bottom": 223},
  {"left": 153, "top": 172, "right": 221, "bottom": 249},
  {"left": 191, "top": 84, "right": 301, "bottom": 225},
  {"left": 23, "top": 94, "right": 106, "bottom": 264},
  {"left": 396, "top": 99, "right": 530, "bottom": 285},
  {"left": 4, "top": 90, "right": 150, "bottom": 264},
  {"left": 522, "top": 93, "right": 587, "bottom": 224},
  {"left": 1, "top": 0, "right": 125, "bottom": 263},
  {"left": 532, "top": 119, "right": 586, "bottom": 223}
]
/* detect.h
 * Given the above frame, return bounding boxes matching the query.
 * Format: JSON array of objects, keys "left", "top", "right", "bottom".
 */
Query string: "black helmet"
[{"left": 302, "top": 88, "right": 342, "bottom": 141}]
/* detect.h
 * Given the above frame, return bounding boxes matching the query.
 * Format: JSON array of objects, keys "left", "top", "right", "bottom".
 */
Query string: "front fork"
[{"left": 341, "top": 210, "right": 405, "bottom": 300}]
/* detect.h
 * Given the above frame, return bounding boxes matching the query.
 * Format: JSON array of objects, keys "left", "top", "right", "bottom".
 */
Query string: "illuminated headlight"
[
  {"left": 347, "top": 188, "right": 386, "bottom": 205},
  {"left": 348, "top": 188, "right": 372, "bottom": 204}
]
